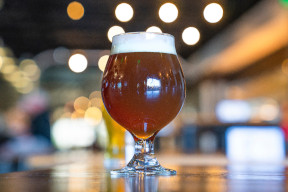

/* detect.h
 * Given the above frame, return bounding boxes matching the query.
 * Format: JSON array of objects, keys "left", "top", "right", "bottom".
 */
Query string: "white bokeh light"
[
  {"left": 146, "top": 26, "right": 162, "bottom": 33},
  {"left": 159, "top": 3, "right": 178, "bottom": 23},
  {"left": 68, "top": 53, "right": 88, "bottom": 73},
  {"left": 107, "top": 26, "right": 125, "bottom": 42},
  {"left": 182, "top": 27, "right": 200, "bottom": 45},
  {"left": 98, "top": 55, "right": 109, "bottom": 72},
  {"left": 203, "top": 3, "right": 223, "bottom": 23},
  {"left": 115, "top": 3, "right": 134, "bottom": 22}
]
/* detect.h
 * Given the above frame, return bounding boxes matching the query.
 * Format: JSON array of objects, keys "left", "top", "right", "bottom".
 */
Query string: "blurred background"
[{"left": 0, "top": 0, "right": 288, "bottom": 173}]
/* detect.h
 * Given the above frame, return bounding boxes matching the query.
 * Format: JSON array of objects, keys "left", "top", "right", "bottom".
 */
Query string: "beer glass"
[{"left": 101, "top": 32, "right": 185, "bottom": 175}]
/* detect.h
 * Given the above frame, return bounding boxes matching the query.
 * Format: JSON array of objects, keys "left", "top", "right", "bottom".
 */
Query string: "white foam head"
[{"left": 111, "top": 32, "right": 177, "bottom": 55}]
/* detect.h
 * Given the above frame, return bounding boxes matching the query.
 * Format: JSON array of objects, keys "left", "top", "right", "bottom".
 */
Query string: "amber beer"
[{"left": 102, "top": 52, "right": 185, "bottom": 140}]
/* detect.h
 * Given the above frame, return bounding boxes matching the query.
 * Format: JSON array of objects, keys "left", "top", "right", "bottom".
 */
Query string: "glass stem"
[
  {"left": 135, "top": 139, "right": 154, "bottom": 155},
  {"left": 127, "top": 139, "right": 160, "bottom": 168}
]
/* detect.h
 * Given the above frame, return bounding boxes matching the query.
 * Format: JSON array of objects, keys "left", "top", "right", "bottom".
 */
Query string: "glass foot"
[
  {"left": 110, "top": 165, "right": 176, "bottom": 176},
  {"left": 110, "top": 139, "right": 176, "bottom": 176}
]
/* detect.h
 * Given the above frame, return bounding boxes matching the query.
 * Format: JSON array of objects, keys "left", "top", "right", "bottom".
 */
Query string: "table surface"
[{"left": 0, "top": 153, "right": 287, "bottom": 192}]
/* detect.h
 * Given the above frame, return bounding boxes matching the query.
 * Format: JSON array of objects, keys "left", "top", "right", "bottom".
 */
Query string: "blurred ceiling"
[
  {"left": 183, "top": 0, "right": 288, "bottom": 81},
  {"left": 0, "top": 0, "right": 261, "bottom": 59}
]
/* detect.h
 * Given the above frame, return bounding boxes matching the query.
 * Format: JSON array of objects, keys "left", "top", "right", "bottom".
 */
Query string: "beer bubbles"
[{"left": 115, "top": 3, "right": 134, "bottom": 22}]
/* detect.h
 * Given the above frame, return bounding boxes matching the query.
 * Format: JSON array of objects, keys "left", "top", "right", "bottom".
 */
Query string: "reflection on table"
[{"left": 0, "top": 153, "right": 287, "bottom": 192}]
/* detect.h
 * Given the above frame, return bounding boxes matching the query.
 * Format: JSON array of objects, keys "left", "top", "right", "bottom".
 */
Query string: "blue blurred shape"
[{"left": 226, "top": 126, "right": 285, "bottom": 163}]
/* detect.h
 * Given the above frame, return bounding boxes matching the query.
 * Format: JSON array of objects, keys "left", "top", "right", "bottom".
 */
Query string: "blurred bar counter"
[{"left": 0, "top": 151, "right": 287, "bottom": 192}]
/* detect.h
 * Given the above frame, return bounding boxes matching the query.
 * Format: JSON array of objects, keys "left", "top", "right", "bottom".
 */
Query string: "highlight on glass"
[{"left": 101, "top": 32, "right": 186, "bottom": 175}]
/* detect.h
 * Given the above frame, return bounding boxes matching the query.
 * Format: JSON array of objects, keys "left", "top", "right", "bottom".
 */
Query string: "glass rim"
[{"left": 113, "top": 31, "right": 175, "bottom": 39}]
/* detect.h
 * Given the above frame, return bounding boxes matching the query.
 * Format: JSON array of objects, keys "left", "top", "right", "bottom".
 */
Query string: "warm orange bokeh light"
[{"left": 67, "top": 1, "right": 85, "bottom": 20}]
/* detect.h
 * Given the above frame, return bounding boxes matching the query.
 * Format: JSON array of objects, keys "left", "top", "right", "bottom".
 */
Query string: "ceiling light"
[
  {"left": 115, "top": 3, "right": 134, "bottom": 22},
  {"left": 182, "top": 27, "right": 200, "bottom": 45},
  {"left": 146, "top": 26, "right": 162, "bottom": 33},
  {"left": 107, "top": 26, "right": 125, "bottom": 42},
  {"left": 68, "top": 53, "right": 88, "bottom": 73},
  {"left": 159, "top": 3, "right": 178, "bottom": 23},
  {"left": 203, "top": 3, "right": 223, "bottom": 23}
]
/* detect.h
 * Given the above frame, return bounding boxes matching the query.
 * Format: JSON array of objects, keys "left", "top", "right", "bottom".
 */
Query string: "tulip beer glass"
[{"left": 101, "top": 32, "right": 185, "bottom": 175}]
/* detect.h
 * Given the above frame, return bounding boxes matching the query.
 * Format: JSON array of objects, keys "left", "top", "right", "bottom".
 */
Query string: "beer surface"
[{"left": 102, "top": 52, "right": 185, "bottom": 139}]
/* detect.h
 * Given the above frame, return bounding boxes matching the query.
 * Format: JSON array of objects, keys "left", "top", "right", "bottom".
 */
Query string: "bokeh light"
[
  {"left": 19, "top": 59, "right": 41, "bottom": 81},
  {"left": 159, "top": 3, "right": 178, "bottom": 23},
  {"left": 146, "top": 26, "right": 162, "bottom": 33},
  {"left": 98, "top": 55, "right": 109, "bottom": 72},
  {"left": 90, "top": 98, "right": 102, "bottom": 108},
  {"left": 182, "top": 27, "right": 200, "bottom": 45},
  {"left": 71, "top": 110, "right": 85, "bottom": 119},
  {"left": 53, "top": 47, "right": 70, "bottom": 64},
  {"left": 74, "top": 96, "right": 90, "bottom": 113},
  {"left": 259, "top": 100, "right": 279, "bottom": 121},
  {"left": 68, "top": 53, "right": 88, "bottom": 73},
  {"left": 89, "top": 91, "right": 101, "bottom": 100},
  {"left": 115, "top": 3, "right": 134, "bottom": 22},
  {"left": 203, "top": 3, "right": 223, "bottom": 23},
  {"left": 52, "top": 118, "right": 96, "bottom": 149},
  {"left": 1, "top": 64, "right": 16, "bottom": 74},
  {"left": 16, "top": 83, "right": 34, "bottom": 94},
  {"left": 107, "top": 26, "right": 125, "bottom": 42},
  {"left": 84, "top": 107, "right": 102, "bottom": 125},
  {"left": 67, "top": 1, "right": 85, "bottom": 20}
]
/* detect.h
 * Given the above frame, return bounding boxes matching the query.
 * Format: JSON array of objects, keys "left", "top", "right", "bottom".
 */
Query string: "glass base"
[
  {"left": 110, "top": 148, "right": 176, "bottom": 176},
  {"left": 111, "top": 165, "right": 176, "bottom": 176}
]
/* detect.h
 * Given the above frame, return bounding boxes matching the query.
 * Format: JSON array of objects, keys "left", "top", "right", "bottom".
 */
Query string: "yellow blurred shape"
[
  {"left": 52, "top": 107, "right": 65, "bottom": 122},
  {"left": 1, "top": 63, "right": 16, "bottom": 74},
  {"left": 19, "top": 59, "right": 41, "bottom": 81},
  {"left": 74, "top": 96, "right": 90, "bottom": 113},
  {"left": 84, "top": 107, "right": 102, "bottom": 125},
  {"left": 282, "top": 59, "right": 288, "bottom": 75},
  {"left": 89, "top": 91, "right": 101, "bottom": 100},
  {"left": 12, "top": 78, "right": 30, "bottom": 88},
  {"left": 16, "top": 83, "right": 33, "bottom": 94},
  {"left": 9, "top": 71, "right": 23, "bottom": 82},
  {"left": 0, "top": 56, "right": 2, "bottom": 70},
  {"left": 67, "top": 1, "right": 84, "bottom": 20},
  {"left": 0, "top": 48, "right": 5, "bottom": 56},
  {"left": 19, "top": 59, "right": 36, "bottom": 69},
  {"left": 90, "top": 98, "right": 102, "bottom": 108},
  {"left": 71, "top": 111, "right": 85, "bottom": 119},
  {"left": 61, "top": 112, "right": 72, "bottom": 119}
]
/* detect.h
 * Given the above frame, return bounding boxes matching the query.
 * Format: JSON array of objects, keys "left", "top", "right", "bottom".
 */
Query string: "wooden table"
[{"left": 0, "top": 153, "right": 287, "bottom": 192}]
